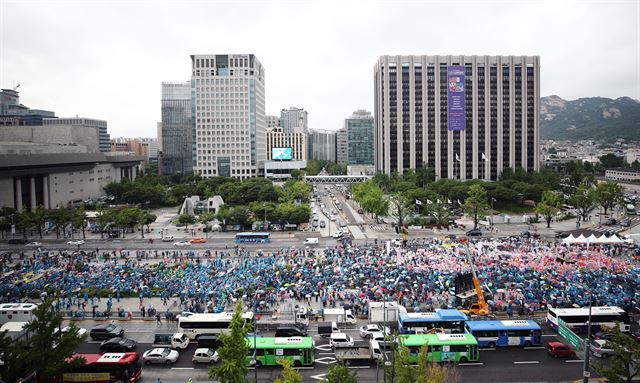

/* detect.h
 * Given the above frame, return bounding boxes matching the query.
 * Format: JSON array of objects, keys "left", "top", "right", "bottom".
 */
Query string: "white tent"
[
  {"left": 586, "top": 234, "right": 600, "bottom": 243},
  {"left": 575, "top": 234, "right": 587, "bottom": 243},
  {"left": 562, "top": 234, "right": 578, "bottom": 244},
  {"left": 602, "top": 234, "right": 624, "bottom": 244}
]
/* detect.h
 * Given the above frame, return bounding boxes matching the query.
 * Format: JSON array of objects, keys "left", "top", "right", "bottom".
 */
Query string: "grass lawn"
[{"left": 495, "top": 203, "right": 536, "bottom": 214}]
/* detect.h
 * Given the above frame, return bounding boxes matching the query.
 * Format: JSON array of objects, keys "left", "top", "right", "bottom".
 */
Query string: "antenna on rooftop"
[{"left": 13, "top": 83, "right": 20, "bottom": 91}]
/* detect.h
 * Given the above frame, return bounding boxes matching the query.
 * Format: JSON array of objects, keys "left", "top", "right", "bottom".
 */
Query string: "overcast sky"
[{"left": 1, "top": 0, "right": 639, "bottom": 138}]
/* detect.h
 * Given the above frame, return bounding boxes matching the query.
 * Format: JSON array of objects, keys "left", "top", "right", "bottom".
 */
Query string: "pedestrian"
[
  {"left": 141, "top": 306, "right": 146, "bottom": 318},
  {"left": 156, "top": 313, "right": 161, "bottom": 327},
  {"left": 156, "top": 378, "right": 162, "bottom": 383}
]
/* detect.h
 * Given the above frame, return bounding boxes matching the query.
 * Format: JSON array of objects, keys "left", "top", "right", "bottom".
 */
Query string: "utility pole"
[{"left": 582, "top": 300, "right": 593, "bottom": 383}]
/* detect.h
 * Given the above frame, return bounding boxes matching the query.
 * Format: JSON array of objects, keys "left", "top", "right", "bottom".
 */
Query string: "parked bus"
[
  {"left": 0, "top": 303, "right": 38, "bottom": 325},
  {"left": 464, "top": 320, "right": 542, "bottom": 348},
  {"left": 235, "top": 232, "right": 271, "bottom": 244},
  {"left": 178, "top": 312, "right": 254, "bottom": 339},
  {"left": 398, "top": 308, "right": 467, "bottom": 334},
  {"left": 246, "top": 337, "right": 315, "bottom": 367},
  {"left": 399, "top": 333, "right": 479, "bottom": 363},
  {"left": 63, "top": 352, "right": 142, "bottom": 383},
  {"left": 547, "top": 306, "right": 631, "bottom": 334}
]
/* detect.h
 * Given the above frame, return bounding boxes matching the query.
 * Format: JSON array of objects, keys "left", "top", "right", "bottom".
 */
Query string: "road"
[{"left": 71, "top": 319, "right": 602, "bottom": 383}]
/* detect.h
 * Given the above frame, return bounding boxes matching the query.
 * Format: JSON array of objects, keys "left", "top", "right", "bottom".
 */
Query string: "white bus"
[
  {"left": 178, "top": 312, "right": 254, "bottom": 340},
  {"left": 0, "top": 303, "right": 38, "bottom": 325},
  {"left": 547, "top": 306, "right": 631, "bottom": 334}
]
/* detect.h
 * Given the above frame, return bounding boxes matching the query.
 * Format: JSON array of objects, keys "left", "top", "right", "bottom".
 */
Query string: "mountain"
[{"left": 540, "top": 95, "right": 640, "bottom": 141}]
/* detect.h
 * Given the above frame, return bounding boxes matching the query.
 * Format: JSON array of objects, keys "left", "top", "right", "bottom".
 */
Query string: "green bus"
[
  {"left": 245, "top": 337, "right": 315, "bottom": 367},
  {"left": 399, "top": 333, "right": 479, "bottom": 363}
]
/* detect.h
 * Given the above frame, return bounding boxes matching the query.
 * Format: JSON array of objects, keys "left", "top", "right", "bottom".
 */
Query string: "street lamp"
[{"left": 582, "top": 298, "right": 593, "bottom": 383}]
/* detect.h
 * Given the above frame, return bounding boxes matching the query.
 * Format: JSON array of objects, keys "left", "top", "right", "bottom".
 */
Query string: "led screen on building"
[{"left": 272, "top": 147, "right": 293, "bottom": 161}]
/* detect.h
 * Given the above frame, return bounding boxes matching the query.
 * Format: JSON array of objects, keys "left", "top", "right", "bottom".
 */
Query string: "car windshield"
[
  {"left": 106, "top": 325, "right": 115, "bottom": 331},
  {"left": 162, "top": 348, "right": 171, "bottom": 356}
]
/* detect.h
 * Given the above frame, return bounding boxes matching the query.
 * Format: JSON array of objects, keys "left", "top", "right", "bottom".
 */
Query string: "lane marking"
[
  {"left": 459, "top": 362, "right": 484, "bottom": 366},
  {"left": 480, "top": 348, "right": 496, "bottom": 351},
  {"left": 565, "top": 360, "right": 584, "bottom": 363},
  {"left": 311, "top": 374, "right": 327, "bottom": 381},
  {"left": 524, "top": 346, "right": 545, "bottom": 350},
  {"left": 319, "top": 352, "right": 334, "bottom": 355},
  {"left": 348, "top": 366, "right": 371, "bottom": 369},
  {"left": 514, "top": 361, "right": 540, "bottom": 364},
  {"left": 171, "top": 367, "right": 194, "bottom": 370},
  {"left": 294, "top": 367, "right": 314, "bottom": 370},
  {"left": 542, "top": 334, "right": 557, "bottom": 337}
]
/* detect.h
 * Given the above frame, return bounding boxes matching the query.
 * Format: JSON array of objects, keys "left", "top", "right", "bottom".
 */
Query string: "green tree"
[
  {"left": 273, "top": 358, "right": 303, "bottom": 383},
  {"left": 599, "top": 153, "right": 625, "bottom": 169},
  {"left": 230, "top": 206, "right": 254, "bottom": 229},
  {"left": 139, "top": 210, "right": 157, "bottom": 239},
  {"left": 198, "top": 211, "right": 216, "bottom": 237},
  {"left": 278, "top": 180, "right": 313, "bottom": 203},
  {"left": 323, "top": 362, "right": 358, "bottom": 383},
  {"left": 50, "top": 207, "right": 73, "bottom": 239},
  {"left": 70, "top": 205, "right": 86, "bottom": 239},
  {"left": 208, "top": 301, "right": 250, "bottom": 383},
  {"left": 305, "top": 159, "right": 323, "bottom": 176},
  {"left": 116, "top": 207, "right": 141, "bottom": 238},
  {"left": 177, "top": 213, "right": 196, "bottom": 231},
  {"left": 593, "top": 325, "right": 640, "bottom": 383},
  {"left": 0, "top": 300, "right": 85, "bottom": 382},
  {"left": 463, "top": 184, "right": 490, "bottom": 230},
  {"left": 570, "top": 183, "right": 597, "bottom": 222},
  {"left": 30, "top": 205, "right": 49, "bottom": 239},
  {"left": 535, "top": 191, "right": 564, "bottom": 228},
  {"left": 385, "top": 345, "right": 417, "bottom": 383},
  {"left": 388, "top": 193, "right": 412, "bottom": 233},
  {"left": 595, "top": 181, "right": 624, "bottom": 215},
  {"left": 423, "top": 197, "right": 452, "bottom": 228},
  {"left": 95, "top": 205, "right": 114, "bottom": 239}
]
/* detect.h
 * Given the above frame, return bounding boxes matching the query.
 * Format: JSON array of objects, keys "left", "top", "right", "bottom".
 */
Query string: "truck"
[
  {"left": 321, "top": 308, "right": 357, "bottom": 325},
  {"left": 152, "top": 333, "right": 190, "bottom": 350},
  {"left": 334, "top": 340, "right": 384, "bottom": 364},
  {"left": 368, "top": 302, "right": 400, "bottom": 324},
  {"left": 318, "top": 321, "right": 341, "bottom": 337},
  {"left": 0, "top": 321, "right": 30, "bottom": 341}
]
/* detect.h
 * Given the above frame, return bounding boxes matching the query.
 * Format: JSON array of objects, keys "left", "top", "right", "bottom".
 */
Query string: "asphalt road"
[{"left": 72, "top": 319, "right": 603, "bottom": 383}]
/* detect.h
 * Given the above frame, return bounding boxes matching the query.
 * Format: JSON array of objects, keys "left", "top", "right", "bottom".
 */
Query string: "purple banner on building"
[{"left": 447, "top": 65, "right": 466, "bottom": 131}]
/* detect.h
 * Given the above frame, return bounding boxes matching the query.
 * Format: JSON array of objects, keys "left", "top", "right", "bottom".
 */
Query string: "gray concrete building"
[
  {"left": 42, "top": 118, "right": 110, "bottom": 152},
  {"left": 345, "top": 109, "right": 374, "bottom": 166},
  {"left": 280, "top": 107, "right": 308, "bottom": 134},
  {"left": 160, "top": 81, "right": 194, "bottom": 174},
  {"left": 309, "top": 129, "right": 337, "bottom": 162},
  {"left": 266, "top": 128, "right": 307, "bottom": 161},
  {"left": 374, "top": 55, "right": 540, "bottom": 180},
  {"left": 266, "top": 115, "right": 280, "bottom": 129},
  {"left": 0, "top": 88, "right": 56, "bottom": 126},
  {"left": 336, "top": 127, "right": 348, "bottom": 165},
  {"left": 0, "top": 152, "right": 143, "bottom": 211},
  {"left": 191, "top": 54, "right": 266, "bottom": 179}
]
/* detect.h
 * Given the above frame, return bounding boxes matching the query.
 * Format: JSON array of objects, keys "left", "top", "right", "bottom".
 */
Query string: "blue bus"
[
  {"left": 464, "top": 320, "right": 542, "bottom": 348},
  {"left": 398, "top": 308, "right": 468, "bottom": 334},
  {"left": 235, "top": 232, "right": 271, "bottom": 244}
]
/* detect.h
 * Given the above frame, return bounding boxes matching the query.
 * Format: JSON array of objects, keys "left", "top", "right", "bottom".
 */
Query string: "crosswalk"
[
  {"left": 369, "top": 225, "right": 388, "bottom": 231},
  {"left": 590, "top": 216, "right": 640, "bottom": 234}
]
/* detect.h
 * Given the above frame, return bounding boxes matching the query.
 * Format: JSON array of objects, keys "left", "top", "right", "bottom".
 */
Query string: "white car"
[
  {"left": 330, "top": 215, "right": 337, "bottom": 222},
  {"left": 142, "top": 347, "right": 180, "bottom": 365},
  {"left": 161, "top": 236, "right": 175, "bottom": 242},
  {"left": 26, "top": 242, "right": 42, "bottom": 247},
  {"left": 329, "top": 333, "right": 354, "bottom": 348},
  {"left": 332, "top": 231, "right": 343, "bottom": 239},
  {"left": 369, "top": 332, "right": 387, "bottom": 342},
  {"left": 66, "top": 240, "right": 85, "bottom": 246},
  {"left": 359, "top": 324, "right": 391, "bottom": 338},
  {"left": 192, "top": 348, "right": 219, "bottom": 364},
  {"left": 173, "top": 241, "right": 191, "bottom": 247},
  {"left": 54, "top": 325, "right": 88, "bottom": 339}
]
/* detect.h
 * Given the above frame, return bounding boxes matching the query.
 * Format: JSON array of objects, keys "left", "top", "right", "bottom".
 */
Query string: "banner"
[{"left": 447, "top": 66, "right": 466, "bottom": 131}]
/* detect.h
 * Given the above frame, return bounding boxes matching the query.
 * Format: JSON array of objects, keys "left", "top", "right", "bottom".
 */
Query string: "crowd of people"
[{"left": 1, "top": 236, "right": 638, "bottom": 316}]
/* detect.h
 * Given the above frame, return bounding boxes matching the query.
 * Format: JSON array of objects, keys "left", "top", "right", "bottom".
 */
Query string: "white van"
[{"left": 304, "top": 238, "right": 319, "bottom": 245}]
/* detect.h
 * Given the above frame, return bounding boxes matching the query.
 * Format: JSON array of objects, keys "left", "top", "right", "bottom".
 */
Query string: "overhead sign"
[
  {"left": 447, "top": 66, "right": 466, "bottom": 131},
  {"left": 558, "top": 318, "right": 582, "bottom": 350}
]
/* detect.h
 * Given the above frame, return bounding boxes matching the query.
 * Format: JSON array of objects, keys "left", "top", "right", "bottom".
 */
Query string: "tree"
[
  {"left": 595, "top": 181, "right": 624, "bottom": 215},
  {"left": 139, "top": 210, "right": 157, "bottom": 239},
  {"left": 462, "top": 184, "right": 490, "bottom": 230},
  {"left": 385, "top": 345, "right": 417, "bottom": 383},
  {"left": 50, "top": 207, "right": 72, "bottom": 239},
  {"left": 570, "top": 183, "right": 597, "bottom": 222},
  {"left": 323, "top": 362, "right": 358, "bottom": 383},
  {"left": 0, "top": 300, "right": 85, "bottom": 382},
  {"left": 593, "top": 325, "right": 640, "bottom": 383},
  {"left": 70, "top": 206, "right": 86, "bottom": 239},
  {"left": 273, "top": 358, "right": 303, "bottom": 383},
  {"left": 177, "top": 213, "right": 196, "bottom": 231},
  {"left": 388, "top": 193, "right": 413, "bottom": 233},
  {"left": 30, "top": 205, "right": 49, "bottom": 239},
  {"left": 95, "top": 205, "right": 114, "bottom": 239},
  {"left": 208, "top": 301, "right": 250, "bottom": 383},
  {"left": 116, "top": 207, "right": 141, "bottom": 238},
  {"left": 423, "top": 197, "right": 453, "bottom": 228},
  {"left": 535, "top": 191, "right": 564, "bottom": 228},
  {"left": 198, "top": 211, "right": 216, "bottom": 237},
  {"left": 599, "top": 153, "right": 625, "bottom": 169}
]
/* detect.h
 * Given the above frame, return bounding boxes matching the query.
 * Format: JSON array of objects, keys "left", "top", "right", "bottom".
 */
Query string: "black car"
[
  {"left": 275, "top": 326, "right": 308, "bottom": 337},
  {"left": 90, "top": 324, "right": 125, "bottom": 340},
  {"left": 466, "top": 229, "right": 482, "bottom": 237},
  {"left": 628, "top": 330, "right": 640, "bottom": 343},
  {"left": 99, "top": 337, "right": 137, "bottom": 352},
  {"left": 520, "top": 231, "right": 531, "bottom": 238},
  {"left": 196, "top": 335, "right": 223, "bottom": 349},
  {"left": 606, "top": 218, "right": 617, "bottom": 226},
  {"left": 7, "top": 238, "right": 27, "bottom": 244},
  {"left": 591, "top": 331, "right": 614, "bottom": 341},
  {"left": 620, "top": 219, "right": 631, "bottom": 227}
]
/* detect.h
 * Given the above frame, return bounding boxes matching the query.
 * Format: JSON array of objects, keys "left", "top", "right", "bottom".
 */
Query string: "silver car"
[
  {"left": 192, "top": 348, "right": 219, "bottom": 364},
  {"left": 143, "top": 347, "right": 179, "bottom": 365}
]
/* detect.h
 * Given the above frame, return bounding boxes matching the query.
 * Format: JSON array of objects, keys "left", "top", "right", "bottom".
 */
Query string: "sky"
[{"left": 1, "top": 0, "right": 639, "bottom": 138}]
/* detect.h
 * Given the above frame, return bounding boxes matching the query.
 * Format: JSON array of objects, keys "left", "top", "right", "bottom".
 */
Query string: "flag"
[
  {"left": 415, "top": 199, "right": 422, "bottom": 206},
  {"left": 482, "top": 153, "right": 489, "bottom": 161},
  {"left": 455, "top": 153, "right": 461, "bottom": 162},
  {"left": 437, "top": 199, "right": 441, "bottom": 204},
  {"left": 427, "top": 199, "right": 433, "bottom": 204},
  {"left": 447, "top": 199, "right": 452, "bottom": 204},
  {"left": 457, "top": 199, "right": 461, "bottom": 204}
]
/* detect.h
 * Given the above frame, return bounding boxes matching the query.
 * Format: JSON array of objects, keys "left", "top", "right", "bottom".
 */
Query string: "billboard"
[
  {"left": 447, "top": 66, "right": 466, "bottom": 131},
  {"left": 272, "top": 147, "right": 293, "bottom": 161}
]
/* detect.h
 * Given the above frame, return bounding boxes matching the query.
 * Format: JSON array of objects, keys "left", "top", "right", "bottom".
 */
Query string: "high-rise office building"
[
  {"left": 0, "top": 88, "right": 56, "bottom": 126},
  {"left": 374, "top": 55, "right": 540, "bottom": 180},
  {"left": 191, "top": 54, "right": 266, "bottom": 179},
  {"left": 345, "top": 109, "right": 374, "bottom": 166},
  {"left": 42, "top": 118, "right": 110, "bottom": 152},
  {"left": 309, "top": 129, "right": 337, "bottom": 162},
  {"left": 266, "top": 128, "right": 307, "bottom": 161},
  {"left": 160, "top": 82, "right": 193, "bottom": 174},
  {"left": 280, "top": 107, "right": 308, "bottom": 134},
  {"left": 266, "top": 115, "right": 280, "bottom": 129},
  {"left": 336, "top": 127, "right": 348, "bottom": 165}
]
